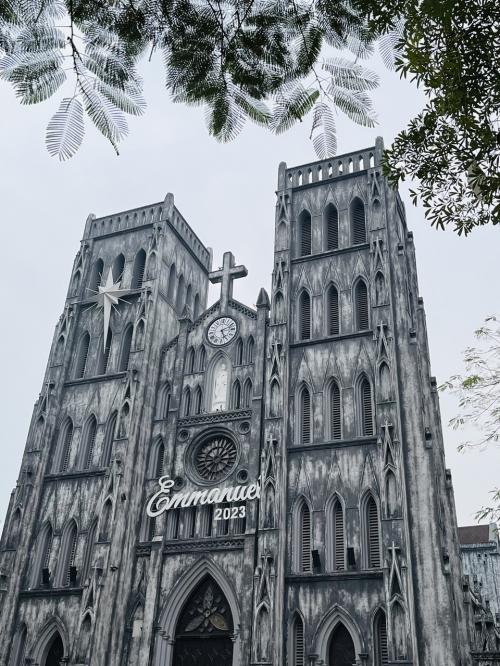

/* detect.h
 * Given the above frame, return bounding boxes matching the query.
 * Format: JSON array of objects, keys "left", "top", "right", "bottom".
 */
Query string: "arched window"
[
  {"left": 298, "top": 210, "right": 312, "bottom": 256},
  {"left": 97, "top": 329, "right": 112, "bottom": 374},
  {"left": 185, "top": 284, "right": 193, "bottom": 313},
  {"left": 386, "top": 470, "right": 398, "bottom": 517},
  {"left": 246, "top": 336, "right": 255, "bottom": 364},
  {"left": 329, "top": 380, "right": 341, "bottom": 440},
  {"left": 146, "top": 251, "right": 157, "bottom": 279},
  {"left": 355, "top": 279, "right": 369, "bottom": 330},
  {"left": 112, "top": 253, "right": 125, "bottom": 282},
  {"left": 193, "top": 293, "right": 201, "bottom": 319},
  {"left": 118, "top": 401, "right": 130, "bottom": 438},
  {"left": 58, "top": 418, "right": 74, "bottom": 472},
  {"left": 235, "top": 338, "right": 243, "bottom": 365},
  {"left": 43, "top": 632, "right": 64, "bottom": 666},
  {"left": 81, "top": 519, "right": 97, "bottom": 582},
  {"left": 359, "top": 375, "right": 374, "bottom": 436},
  {"left": 232, "top": 380, "right": 241, "bottom": 410},
  {"left": 298, "top": 290, "right": 311, "bottom": 340},
  {"left": 135, "top": 319, "right": 145, "bottom": 349},
  {"left": 277, "top": 220, "right": 287, "bottom": 250},
  {"left": 291, "top": 614, "right": 305, "bottom": 666},
  {"left": 197, "top": 345, "right": 206, "bottom": 372},
  {"left": 194, "top": 386, "right": 203, "bottom": 414},
  {"left": 263, "top": 482, "right": 276, "bottom": 528},
  {"left": 299, "top": 384, "right": 311, "bottom": 444},
  {"left": 326, "top": 284, "right": 339, "bottom": 336},
  {"left": 156, "top": 382, "right": 171, "bottom": 419},
  {"left": 55, "top": 334, "right": 65, "bottom": 364},
  {"left": 243, "top": 378, "right": 253, "bottom": 408},
  {"left": 155, "top": 439, "right": 165, "bottom": 477},
  {"left": 119, "top": 325, "right": 133, "bottom": 371},
  {"left": 365, "top": 494, "right": 381, "bottom": 568},
  {"left": 329, "top": 623, "right": 355, "bottom": 666},
  {"left": 270, "top": 379, "right": 280, "bottom": 417},
  {"left": 99, "top": 500, "right": 112, "bottom": 542},
  {"left": 298, "top": 501, "right": 312, "bottom": 572},
  {"left": 186, "top": 347, "right": 195, "bottom": 373},
  {"left": 273, "top": 291, "right": 285, "bottom": 323},
  {"left": 34, "top": 522, "right": 53, "bottom": 587},
  {"left": 59, "top": 521, "right": 78, "bottom": 587},
  {"left": 167, "top": 263, "right": 176, "bottom": 301},
  {"left": 131, "top": 249, "right": 146, "bottom": 289},
  {"left": 183, "top": 387, "right": 191, "bottom": 416},
  {"left": 176, "top": 274, "right": 185, "bottom": 312},
  {"left": 89, "top": 258, "right": 103, "bottom": 292},
  {"left": 351, "top": 197, "right": 366, "bottom": 244},
  {"left": 330, "top": 497, "right": 345, "bottom": 570},
  {"left": 324, "top": 203, "right": 339, "bottom": 250},
  {"left": 374, "top": 609, "right": 389, "bottom": 665},
  {"left": 81, "top": 415, "right": 97, "bottom": 470},
  {"left": 379, "top": 362, "right": 392, "bottom": 401},
  {"left": 101, "top": 411, "right": 117, "bottom": 466},
  {"left": 74, "top": 331, "right": 90, "bottom": 379},
  {"left": 375, "top": 271, "right": 386, "bottom": 305}
]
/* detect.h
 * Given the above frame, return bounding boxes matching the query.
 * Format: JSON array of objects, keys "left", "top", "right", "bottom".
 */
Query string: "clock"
[{"left": 207, "top": 317, "right": 237, "bottom": 346}]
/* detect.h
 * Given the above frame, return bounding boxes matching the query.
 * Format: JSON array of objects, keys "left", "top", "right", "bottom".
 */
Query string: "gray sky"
[{"left": 0, "top": 51, "right": 498, "bottom": 529}]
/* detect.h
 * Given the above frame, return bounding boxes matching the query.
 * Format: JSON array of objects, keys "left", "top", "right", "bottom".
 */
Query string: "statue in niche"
[{"left": 211, "top": 357, "right": 229, "bottom": 411}]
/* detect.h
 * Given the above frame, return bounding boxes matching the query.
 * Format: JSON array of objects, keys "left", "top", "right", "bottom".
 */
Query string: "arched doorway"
[
  {"left": 44, "top": 632, "right": 64, "bottom": 666},
  {"left": 173, "top": 575, "right": 234, "bottom": 666},
  {"left": 328, "top": 622, "right": 355, "bottom": 666}
]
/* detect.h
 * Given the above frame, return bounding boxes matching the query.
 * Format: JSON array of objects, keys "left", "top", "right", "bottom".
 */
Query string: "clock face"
[{"left": 207, "top": 317, "right": 237, "bottom": 346}]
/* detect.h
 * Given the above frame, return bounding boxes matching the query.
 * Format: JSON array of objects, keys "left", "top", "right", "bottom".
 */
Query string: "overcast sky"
[{"left": 0, "top": 50, "right": 498, "bottom": 529}]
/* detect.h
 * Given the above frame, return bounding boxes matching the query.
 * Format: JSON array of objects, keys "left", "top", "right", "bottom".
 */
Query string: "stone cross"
[{"left": 209, "top": 251, "right": 247, "bottom": 311}]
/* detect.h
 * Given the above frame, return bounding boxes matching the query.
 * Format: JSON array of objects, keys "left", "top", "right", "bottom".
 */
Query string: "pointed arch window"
[
  {"left": 135, "top": 319, "right": 145, "bottom": 349},
  {"left": 298, "top": 210, "right": 312, "bottom": 256},
  {"left": 270, "top": 379, "right": 280, "bottom": 417},
  {"left": 386, "top": 470, "right": 398, "bottom": 517},
  {"left": 299, "top": 384, "right": 311, "bottom": 444},
  {"left": 355, "top": 279, "right": 369, "bottom": 330},
  {"left": 359, "top": 375, "right": 374, "bottom": 436},
  {"left": 291, "top": 614, "right": 305, "bottom": 666},
  {"left": 193, "top": 293, "right": 201, "bottom": 319},
  {"left": 326, "top": 284, "right": 339, "bottom": 335},
  {"left": 186, "top": 347, "right": 195, "bottom": 373},
  {"left": 324, "top": 203, "right": 339, "bottom": 250},
  {"left": 298, "top": 290, "right": 311, "bottom": 340},
  {"left": 101, "top": 411, "right": 117, "bottom": 466},
  {"left": 82, "top": 415, "right": 97, "bottom": 470},
  {"left": 119, "top": 325, "right": 133, "bottom": 371},
  {"left": 298, "top": 501, "right": 312, "bottom": 572},
  {"left": 74, "top": 331, "right": 90, "bottom": 379},
  {"left": 379, "top": 362, "right": 392, "bottom": 402},
  {"left": 235, "top": 338, "right": 243, "bottom": 365},
  {"left": 243, "top": 378, "right": 253, "bottom": 408},
  {"left": 366, "top": 495, "right": 381, "bottom": 568},
  {"left": 194, "top": 386, "right": 203, "bottom": 414},
  {"left": 273, "top": 291, "right": 285, "bottom": 323},
  {"left": 58, "top": 418, "right": 74, "bottom": 472},
  {"left": 374, "top": 609, "right": 389, "bottom": 665},
  {"left": 154, "top": 439, "right": 165, "bottom": 477},
  {"left": 351, "top": 197, "right": 367, "bottom": 244},
  {"left": 99, "top": 500, "right": 112, "bottom": 542},
  {"left": 112, "top": 253, "right": 125, "bottom": 282},
  {"left": 329, "top": 380, "right": 341, "bottom": 440},
  {"left": 34, "top": 523, "right": 53, "bottom": 587},
  {"left": 89, "top": 258, "right": 104, "bottom": 292},
  {"left": 330, "top": 497, "right": 345, "bottom": 570},
  {"left": 375, "top": 271, "right": 386, "bottom": 306},
  {"left": 59, "top": 521, "right": 78, "bottom": 587},
  {"left": 185, "top": 284, "right": 193, "bottom": 313},
  {"left": 183, "top": 387, "right": 191, "bottom": 416},
  {"left": 157, "top": 382, "right": 171, "bottom": 419},
  {"left": 167, "top": 263, "right": 176, "bottom": 301},
  {"left": 131, "top": 249, "right": 146, "bottom": 289},
  {"left": 246, "top": 336, "right": 255, "bottom": 363},
  {"left": 176, "top": 274, "right": 185, "bottom": 312},
  {"left": 97, "top": 329, "right": 112, "bottom": 374},
  {"left": 197, "top": 345, "right": 206, "bottom": 372},
  {"left": 232, "top": 380, "right": 241, "bottom": 410},
  {"left": 81, "top": 519, "right": 97, "bottom": 582}
]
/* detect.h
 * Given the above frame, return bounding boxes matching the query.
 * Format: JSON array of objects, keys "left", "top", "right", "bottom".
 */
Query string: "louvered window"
[
  {"left": 300, "top": 386, "right": 311, "bottom": 444},
  {"left": 194, "top": 387, "right": 203, "bottom": 414},
  {"left": 299, "top": 212, "right": 312, "bottom": 256},
  {"left": 351, "top": 198, "right": 367, "bottom": 244},
  {"left": 293, "top": 616, "right": 305, "bottom": 666},
  {"left": 246, "top": 337, "right": 255, "bottom": 363},
  {"left": 99, "top": 330, "right": 112, "bottom": 374},
  {"left": 112, "top": 253, "right": 125, "bottom": 282},
  {"left": 232, "top": 381, "right": 241, "bottom": 409},
  {"left": 299, "top": 291, "right": 311, "bottom": 340},
  {"left": 367, "top": 496, "right": 381, "bottom": 568},
  {"left": 330, "top": 381, "right": 341, "bottom": 440},
  {"left": 59, "top": 421, "right": 74, "bottom": 472},
  {"left": 39, "top": 527, "right": 53, "bottom": 585},
  {"left": 183, "top": 388, "right": 191, "bottom": 416},
  {"left": 325, "top": 204, "right": 339, "bottom": 250},
  {"left": 355, "top": 280, "right": 369, "bottom": 330},
  {"left": 64, "top": 525, "right": 78, "bottom": 586},
  {"left": 155, "top": 442, "right": 165, "bottom": 477},
  {"left": 375, "top": 611, "right": 389, "bottom": 665},
  {"left": 102, "top": 412, "right": 117, "bottom": 466},
  {"left": 147, "top": 516, "right": 156, "bottom": 541},
  {"left": 360, "top": 377, "right": 373, "bottom": 436},
  {"left": 300, "top": 503, "right": 312, "bottom": 572},
  {"left": 75, "top": 332, "right": 90, "bottom": 379},
  {"left": 243, "top": 379, "right": 253, "bottom": 408},
  {"left": 327, "top": 285, "right": 339, "bottom": 335},
  {"left": 333, "top": 501, "right": 345, "bottom": 570},
  {"left": 131, "top": 249, "right": 146, "bottom": 289},
  {"left": 119, "top": 325, "right": 133, "bottom": 371},
  {"left": 89, "top": 258, "right": 103, "bottom": 292},
  {"left": 83, "top": 417, "right": 97, "bottom": 470}
]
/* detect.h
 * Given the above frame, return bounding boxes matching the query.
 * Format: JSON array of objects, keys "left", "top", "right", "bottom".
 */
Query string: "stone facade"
[{"left": 0, "top": 139, "right": 474, "bottom": 665}]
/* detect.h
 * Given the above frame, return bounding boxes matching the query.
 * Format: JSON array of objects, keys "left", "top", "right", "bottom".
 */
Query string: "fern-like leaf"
[
  {"left": 16, "top": 25, "right": 65, "bottom": 52},
  {"left": 79, "top": 77, "right": 128, "bottom": 152},
  {"left": 272, "top": 82, "right": 320, "bottom": 134},
  {"left": 97, "top": 80, "right": 146, "bottom": 116},
  {"left": 310, "top": 101, "right": 337, "bottom": 159},
  {"left": 322, "top": 57, "right": 379, "bottom": 92},
  {"left": 328, "top": 87, "right": 377, "bottom": 127},
  {"left": 378, "top": 18, "right": 405, "bottom": 71},
  {"left": 46, "top": 96, "right": 84, "bottom": 160}
]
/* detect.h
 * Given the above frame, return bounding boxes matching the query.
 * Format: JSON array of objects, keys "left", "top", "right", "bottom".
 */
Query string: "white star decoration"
[{"left": 95, "top": 268, "right": 127, "bottom": 340}]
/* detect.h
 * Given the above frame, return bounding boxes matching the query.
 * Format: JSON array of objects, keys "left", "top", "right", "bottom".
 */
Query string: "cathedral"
[{"left": 0, "top": 137, "right": 478, "bottom": 665}]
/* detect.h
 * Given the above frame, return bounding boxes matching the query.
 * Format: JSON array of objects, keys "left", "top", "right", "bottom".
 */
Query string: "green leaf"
[
  {"left": 272, "top": 83, "right": 320, "bottom": 134},
  {"left": 328, "top": 87, "right": 377, "bottom": 127},
  {"left": 79, "top": 76, "right": 128, "bottom": 152},
  {"left": 310, "top": 101, "right": 337, "bottom": 159},
  {"left": 97, "top": 80, "right": 146, "bottom": 116},
  {"left": 322, "top": 57, "right": 379, "bottom": 92},
  {"left": 46, "top": 96, "right": 85, "bottom": 161}
]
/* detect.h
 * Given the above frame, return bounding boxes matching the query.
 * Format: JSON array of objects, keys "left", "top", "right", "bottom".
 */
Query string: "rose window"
[{"left": 194, "top": 436, "right": 238, "bottom": 482}]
